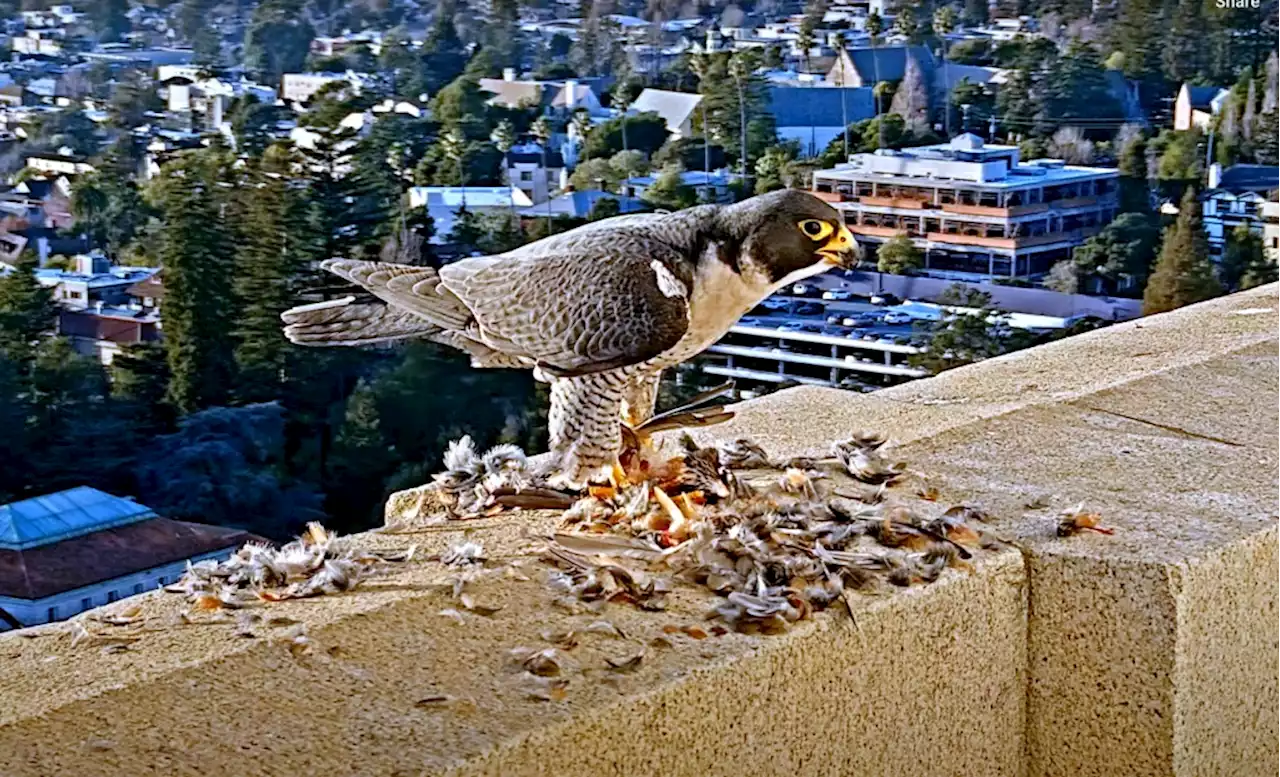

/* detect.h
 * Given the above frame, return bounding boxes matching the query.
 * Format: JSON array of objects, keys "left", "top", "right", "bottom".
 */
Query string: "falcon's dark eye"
[{"left": 798, "top": 219, "right": 833, "bottom": 240}]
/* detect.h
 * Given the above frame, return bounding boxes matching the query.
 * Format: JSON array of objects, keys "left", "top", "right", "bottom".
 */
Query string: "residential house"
[
  {"left": 1174, "top": 84, "right": 1230, "bottom": 132},
  {"left": 767, "top": 86, "right": 874, "bottom": 157},
  {"left": 3, "top": 175, "right": 75, "bottom": 230},
  {"left": 25, "top": 150, "right": 94, "bottom": 178},
  {"left": 812, "top": 133, "right": 1120, "bottom": 280},
  {"left": 629, "top": 88, "right": 703, "bottom": 139},
  {"left": 825, "top": 45, "right": 936, "bottom": 89},
  {"left": 12, "top": 29, "right": 65, "bottom": 57},
  {"left": 505, "top": 145, "right": 566, "bottom": 205},
  {"left": 280, "top": 71, "right": 373, "bottom": 104},
  {"left": 478, "top": 71, "right": 607, "bottom": 116},
  {"left": 0, "top": 487, "right": 252, "bottom": 629},
  {"left": 1262, "top": 200, "right": 1280, "bottom": 261},
  {"left": 1201, "top": 163, "right": 1280, "bottom": 259},
  {"left": 35, "top": 254, "right": 158, "bottom": 312},
  {"left": 407, "top": 187, "right": 534, "bottom": 244},
  {"left": 622, "top": 170, "right": 738, "bottom": 203},
  {"left": 514, "top": 190, "right": 648, "bottom": 220}
]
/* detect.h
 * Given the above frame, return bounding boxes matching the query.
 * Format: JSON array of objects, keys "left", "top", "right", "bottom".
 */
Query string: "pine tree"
[
  {"left": 889, "top": 54, "right": 931, "bottom": 137},
  {"left": 152, "top": 151, "right": 237, "bottom": 412},
  {"left": 1142, "top": 189, "right": 1223, "bottom": 316},
  {"left": 1162, "top": 0, "right": 1204, "bottom": 85},
  {"left": 418, "top": 0, "right": 468, "bottom": 94},
  {"left": 234, "top": 146, "right": 320, "bottom": 403},
  {"left": 1117, "top": 133, "right": 1150, "bottom": 214},
  {"left": 0, "top": 250, "right": 59, "bottom": 370},
  {"left": 1221, "top": 224, "right": 1276, "bottom": 291}
]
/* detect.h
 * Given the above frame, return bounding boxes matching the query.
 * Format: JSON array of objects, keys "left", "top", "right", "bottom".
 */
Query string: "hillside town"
[{"left": 0, "top": 0, "right": 1275, "bottom": 626}]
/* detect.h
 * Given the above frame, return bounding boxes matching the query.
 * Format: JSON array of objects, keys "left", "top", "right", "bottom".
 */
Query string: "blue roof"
[
  {"left": 0, "top": 487, "right": 156, "bottom": 550},
  {"left": 767, "top": 86, "right": 875, "bottom": 128},
  {"left": 515, "top": 190, "right": 648, "bottom": 219}
]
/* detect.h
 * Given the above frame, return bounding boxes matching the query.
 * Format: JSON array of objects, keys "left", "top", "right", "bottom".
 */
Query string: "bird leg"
[
  {"left": 620, "top": 372, "right": 661, "bottom": 427},
  {"left": 547, "top": 376, "right": 627, "bottom": 491}
]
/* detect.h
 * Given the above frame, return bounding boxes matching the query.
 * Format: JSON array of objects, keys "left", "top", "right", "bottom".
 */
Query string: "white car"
[
  {"left": 822, "top": 289, "right": 856, "bottom": 301},
  {"left": 883, "top": 311, "right": 916, "bottom": 325},
  {"left": 792, "top": 283, "right": 813, "bottom": 296}
]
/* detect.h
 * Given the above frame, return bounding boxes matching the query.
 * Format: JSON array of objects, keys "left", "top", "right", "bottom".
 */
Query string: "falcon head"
[{"left": 719, "top": 189, "right": 861, "bottom": 284}]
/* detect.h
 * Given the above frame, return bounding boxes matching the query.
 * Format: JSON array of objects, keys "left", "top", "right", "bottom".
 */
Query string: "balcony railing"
[
  {"left": 850, "top": 224, "right": 904, "bottom": 238},
  {"left": 861, "top": 195, "right": 929, "bottom": 209}
]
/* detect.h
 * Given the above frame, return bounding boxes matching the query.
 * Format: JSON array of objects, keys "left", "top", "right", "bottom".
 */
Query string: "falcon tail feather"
[{"left": 282, "top": 296, "right": 441, "bottom": 346}]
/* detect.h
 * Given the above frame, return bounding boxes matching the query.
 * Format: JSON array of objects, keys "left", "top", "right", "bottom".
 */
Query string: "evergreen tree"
[
  {"left": 0, "top": 251, "right": 59, "bottom": 370},
  {"left": 89, "top": 0, "right": 131, "bottom": 42},
  {"left": 1142, "top": 189, "right": 1223, "bottom": 316},
  {"left": 151, "top": 152, "right": 237, "bottom": 412},
  {"left": 1117, "top": 133, "right": 1151, "bottom": 214},
  {"left": 876, "top": 232, "right": 924, "bottom": 275},
  {"left": 1042, "top": 41, "right": 1120, "bottom": 131},
  {"left": 889, "top": 54, "right": 931, "bottom": 137},
  {"left": 244, "top": 0, "right": 316, "bottom": 84},
  {"left": 111, "top": 341, "right": 174, "bottom": 432},
  {"left": 1162, "top": 0, "right": 1204, "bottom": 85},
  {"left": 419, "top": 0, "right": 469, "bottom": 94},
  {"left": 1221, "top": 224, "right": 1276, "bottom": 291},
  {"left": 233, "top": 146, "right": 320, "bottom": 403},
  {"left": 1072, "top": 212, "right": 1160, "bottom": 296}
]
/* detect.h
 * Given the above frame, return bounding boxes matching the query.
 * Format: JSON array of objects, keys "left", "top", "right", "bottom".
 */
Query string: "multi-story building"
[
  {"left": 1202, "top": 163, "right": 1279, "bottom": 260},
  {"left": 0, "top": 487, "right": 251, "bottom": 629},
  {"left": 811, "top": 134, "right": 1119, "bottom": 280}
]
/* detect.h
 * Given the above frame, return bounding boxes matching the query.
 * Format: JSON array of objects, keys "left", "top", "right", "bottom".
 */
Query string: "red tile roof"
[{"left": 0, "top": 517, "right": 256, "bottom": 600}]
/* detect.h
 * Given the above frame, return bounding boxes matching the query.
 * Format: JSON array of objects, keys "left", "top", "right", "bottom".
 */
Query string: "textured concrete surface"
[{"left": 0, "top": 285, "right": 1274, "bottom": 776}]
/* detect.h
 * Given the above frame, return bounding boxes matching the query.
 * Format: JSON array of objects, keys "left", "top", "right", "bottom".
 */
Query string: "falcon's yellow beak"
[{"left": 817, "top": 225, "right": 858, "bottom": 268}]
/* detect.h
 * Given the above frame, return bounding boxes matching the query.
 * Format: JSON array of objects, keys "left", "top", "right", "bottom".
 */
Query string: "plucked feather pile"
[
  {"left": 165, "top": 522, "right": 415, "bottom": 608},
  {"left": 412, "top": 427, "right": 1005, "bottom": 634}
]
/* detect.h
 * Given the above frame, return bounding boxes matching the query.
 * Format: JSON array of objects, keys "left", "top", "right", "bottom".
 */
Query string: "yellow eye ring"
[{"left": 799, "top": 219, "right": 833, "bottom": 240}]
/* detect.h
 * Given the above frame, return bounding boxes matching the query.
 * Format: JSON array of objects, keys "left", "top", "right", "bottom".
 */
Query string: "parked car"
[
  {"left": 777, "top": 321, "right": 810, "bottom": 332},
  {"left": 792, "top": 283, "right": 815, "bottom": 296},
  {"left": 822, "top": 289, "right": 856, "bottom": 301},
  {"left": 842, "top": 313, "right": 879, "bottom": 327},
  {"left": 737, "top": 317, "right": 766, "bottom": 327},
  {"left": 761, "top": 298, "right": 790, "bottom": 310},
  {"left": 883, "top": 310, "right": 916, "bottom": 325},
  {"left": 826, "top": 314, "right": 844, "bottom": 325},
  {"left": 821, "top": 325, "right": 848, "bottom": 336},
  {"left": 795, "top": 301, "right": 825, "bottom": 316},
  {"left": 871, "top": 293, "right": 901, "bottom": 306},
  {"left": 844, "top": 328, "right": 867, "bottom": 339}
]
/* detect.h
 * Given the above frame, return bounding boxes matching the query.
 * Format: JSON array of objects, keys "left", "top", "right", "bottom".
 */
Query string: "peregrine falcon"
[{"left": 282, "top": 189, "right": 859, "bottom": 487}]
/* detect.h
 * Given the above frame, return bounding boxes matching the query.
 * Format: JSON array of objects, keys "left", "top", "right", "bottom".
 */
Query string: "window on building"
[
  {"left": 107, "top": 590, "right": 118, "bottom": 603},
  {"left": 81, "top": 597, "right": 92, "bottom": 611},
  {"left": 47, "top": 606, "right": 57, "bottom": 622},
  {"left": 520, "top": 171, "right": 533, "bottom": 182}
]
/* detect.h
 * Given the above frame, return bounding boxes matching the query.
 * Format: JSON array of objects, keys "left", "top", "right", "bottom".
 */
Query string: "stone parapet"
[{"left": 0, "top": 285, "right": 1275, "bottom": 776}]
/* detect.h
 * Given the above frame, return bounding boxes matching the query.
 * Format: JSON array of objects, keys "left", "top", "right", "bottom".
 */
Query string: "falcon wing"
[{"left": 439, "top": 231, "right": 691, "bottom": 376}]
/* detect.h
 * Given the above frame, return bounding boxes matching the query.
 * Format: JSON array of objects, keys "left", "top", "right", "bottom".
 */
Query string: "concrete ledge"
[{"left": 0, "top": 285, "right": 1275, "bottom": 776}]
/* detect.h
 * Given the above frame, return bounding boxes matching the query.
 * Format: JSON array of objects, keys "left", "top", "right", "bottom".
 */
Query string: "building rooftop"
[
  {"left": 34, "top": 266, "right": 157, "bottom": 289},
  {"left": 0, "top": 487, "right": 155, "bottom": 550},
  {"left": 817, "top": 135, "right": 1118, "bottom": 189}
]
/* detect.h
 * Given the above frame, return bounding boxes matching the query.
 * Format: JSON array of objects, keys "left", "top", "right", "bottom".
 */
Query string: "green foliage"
[
  {"left": 136, "top": 403, "right": 324, "bottom": 539},
  {"left": 150, "top": 150, "right": 237, "bottom": 412},
  {"left": 71, "top": 170, "right": 151, "bottom": 259},
  {"left": 1072, "top": 212, "right": 1161, "bottom": 297},
  {"left": 569, "top": 150, "right": 650, "bottom": 192},
  {"left": 587, "top": 196, "right": 622, "bottom": 222},
  {"left": 911, "top": 286, "right": 1031, "bottom": 373},
  {"left": 229, "top": 96, "right": 288, "bottom": 156},
  {"left": 89, "top": 0, "right": 130, "bottom": 42},
  {"left": 583, "top": 112, "right": 671, "bottom": 159},
  {"left": 1116, "top": 133, "right": 1151, "bottom": 214},
  {"left": 1142, "top": 189, "right": 1223, "bottom": 316},
  {"left": 244, "top": 0, "right": 316, "bottom": 84},
  {"left": 111, "top": 341, "right": 174, "bottom": 433},
  {"left": 693, "top": 51, "right": 776, "bottom": 175},
  {"left": 1221, "top": 224, "right": 1277, "bottom": 291},
  {"left": 108, "top": 73, "right": 162, "bottom": 130},
  {"left": 753, "top": 142, "right": 813, "bottom": 195},
  {"left": 876, "top": 232, "right": 924, "bottom": 275},
  {"left": 641, "top": 166, "right": 697, "bottom": 210},
  {"left": 233, "top": 147, "right": 322, "bottom": 404},
  {"left": 0, "top": 251, "right": 58, "bottom": 369},
  {"left": 418, "top": 2, "right": 470, "bottom": 95},
  {"left": 32, "top": 109, "right": 99, "bottom": 157}
]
